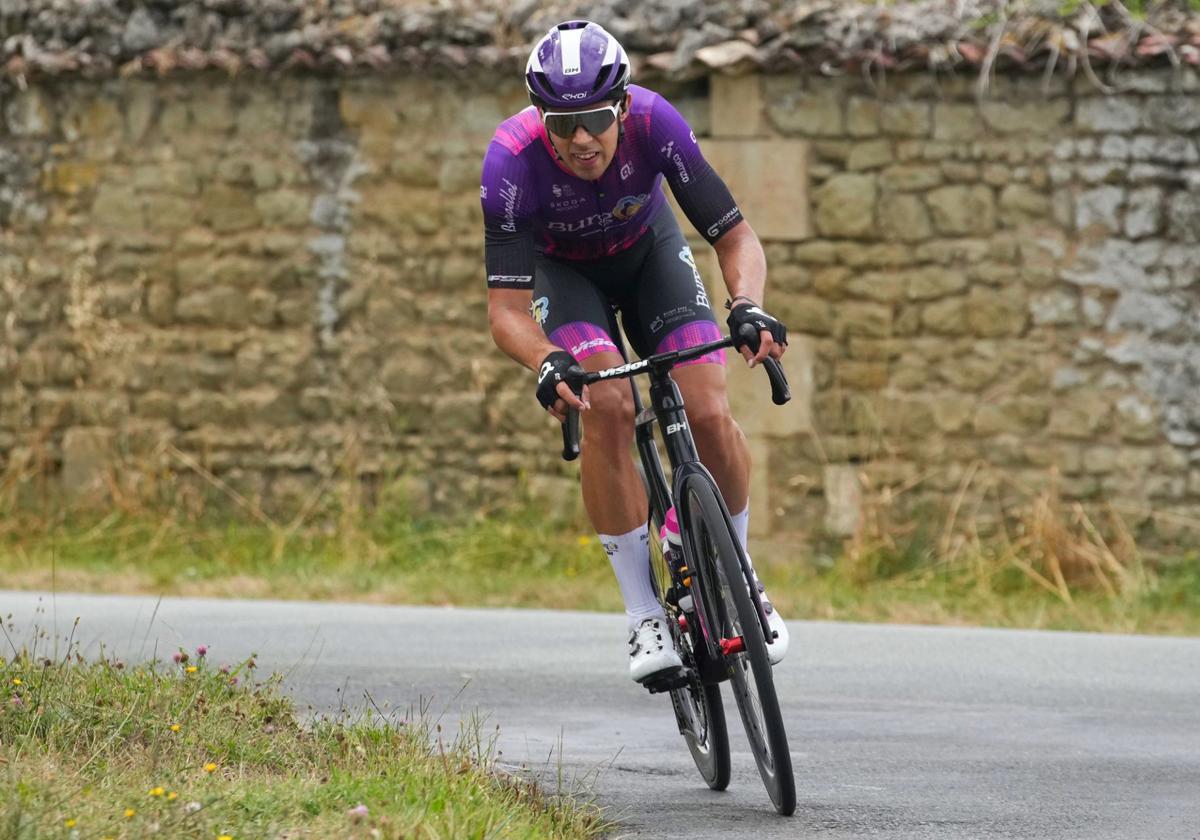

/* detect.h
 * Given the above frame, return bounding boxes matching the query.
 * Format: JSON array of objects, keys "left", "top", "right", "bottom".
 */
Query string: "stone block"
[
  {"left": 930, "top": 393, "right": 975, "bottom": 433},
  {"left": 1029, "top": 290, "right": 1078, "bottom": 326},
  {"left": 5, "top": 90, "right": 52, "bottom": 136},
  {"left": 879, "top": 193, "right": 932, "bottom": 242},
  {"left": 812, "top": 173, "right": 875, "bottom": 238},
  {"left": 43, "top": 161, "right": 101, "bottom": 195},
  {"left": 980, "top": 100, "right": 1070, "bottom": 134},
  {"left": 932, "top": 103, "right": 981, "bottom": 141},
  {"left": 175, "top": 287, "right": 252, "bottom": 328},
  {"left": 847, "top": 140, "right": 893, "bottom": 171},
  {"left": 1048, "top": 392, "right": 1113, "bottom": 439},
  {"left": 973, "top": 398, "right": 1049, "bottom": 436},
  {"left": 927, "top": 185, "right": 996, "bottom": 236},
  {"left": 776, "top": 295, "right": 833, "bottom": 336},
  {"left": 710, "top": 74, "right": 765, "bottom": 138},
  {"left": 256, "top": 190, "right": 311, "bottom": 227},
  {"left": 702, "top": 139, "right": 811, "bottom": 241},
  {"left": 844, "top": 271, "right": 905, "bottom": 303},
  {"left": 846, "top": 97, "right": 881, "bottom": 137},
  {"left": 922, "top": 297, "right": 968, "bottom": 335},
  {"left": 92, "top": 183, "right": 144, "bottom": 230},
  {"left": 823, "top": 464, "right": 862, "bottom": 537},
  {"left": 1146, "top": 95, "right": 1200, "bottom": 132},
  {"left": 880, "top": 165, "right": 943, "bottom": 192},
  {"left": 763, "top": 78, "right": 844, "bottom": 136},
  {"left": 727, "top": 335, "right": 814, "bottom": 437},
  {"left": 1123, "top": 188, "right": 1161, "bottom": 240},
  {"left": 998, "top": 184, "right": 1050, "bottom": 225},
  {"left": 907, "top": 267, "right": 967, "bottom": 300},
  {"left": 880, "top": 101, "right": 931, "bottom": 137},
  {"left": 1075, "top": 96, "right": 1143, "bottom": 133},
  {"left": 967, "top": 286, "right": 1027, "bottom": 337},
  {"left": 201, "top": 186, "right": 261, "bottom": 233},
  {"left": 1167, "top": 191, "right": 1200, "bottom": 242},
  {"left": 838, "top": 301, "right": 892, "bottom": 338},
  {"left": 61, "top": 427, "right": 115, "bottom": 501}
]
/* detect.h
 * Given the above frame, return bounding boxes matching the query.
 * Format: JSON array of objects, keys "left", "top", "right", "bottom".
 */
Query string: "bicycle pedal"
[{"left": 640, "top": 665, "right": 689, "bottom": 694}]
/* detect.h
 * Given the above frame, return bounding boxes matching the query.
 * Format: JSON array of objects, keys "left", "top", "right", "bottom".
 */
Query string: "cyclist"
[{"left": 482, "top": 20, "right": 789, "bottom": 685}]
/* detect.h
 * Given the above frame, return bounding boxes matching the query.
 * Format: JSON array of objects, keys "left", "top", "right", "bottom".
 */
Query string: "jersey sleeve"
[
  {"left": 481, "top": 141, "right": 538, "bottom": 290},
  {"left": 648, "top": 95, "right": 744, "bottom": 244}
]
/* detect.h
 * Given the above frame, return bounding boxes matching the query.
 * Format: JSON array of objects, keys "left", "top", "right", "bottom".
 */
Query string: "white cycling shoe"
[
  {"left": 628, "top": 617, "right": 683, "bottom": 683},
  {"left": 756, "top": 579, "right": 790, "bottom": 666}
]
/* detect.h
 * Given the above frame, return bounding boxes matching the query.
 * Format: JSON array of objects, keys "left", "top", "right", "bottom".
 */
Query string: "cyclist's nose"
[{"left": 571, "top": 125, "right": 595, "bottom": 143}]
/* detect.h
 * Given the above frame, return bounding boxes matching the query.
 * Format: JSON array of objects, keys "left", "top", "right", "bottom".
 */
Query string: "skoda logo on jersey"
[
  {"left": 552, "top": 183, "right": 575, "bottom": 199},
  {"left": 612, "top": 193, "right": 649, "bottom": 221},
  {"left": 530, "top": 296, "right": 550, "bottom": 326}
]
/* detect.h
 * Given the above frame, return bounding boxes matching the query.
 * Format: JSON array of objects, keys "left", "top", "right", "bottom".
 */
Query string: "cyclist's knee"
[
  {"left": 685, "top": 388, "right": 736, "bottom": 443},
  {"left": 585, "top": 383, "right": 635, "bottom": 442}
]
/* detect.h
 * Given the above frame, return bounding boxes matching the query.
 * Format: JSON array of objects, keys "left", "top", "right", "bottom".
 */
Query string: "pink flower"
[
  {"left": 228, "top": 677, "right": 238, "bottom": 686},
  {"left": 347, "top": 804, "right": 369, "bottom": 822},
  {"left": 219, "top": 664, "right": 230, "bottom": 674},
  {"left": 196, "top": 645, "right": 208, "bottom": 658}
]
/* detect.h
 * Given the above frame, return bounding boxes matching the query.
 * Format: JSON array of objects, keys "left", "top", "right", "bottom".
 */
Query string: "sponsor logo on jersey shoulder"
[
  {"left": 530, "top": 296, "right": 550, "bottom": 325},
  {"left": 705, "top": 207, "right": 741, "bottom": 239},
  {"left": 488, "top": 274, "right": 533, "bottom": 285},
  {"left": 660, "top": 140, "right": 675, "bottom": 158},
  {"left": 479, "top": 186, "right": 487, "bottom": 199},
  {"left": 620, "top": 161, "right": 634, "bottom": 180},
  {"left": 498, "top": 177, "right": 521, "bottom": 233},
  {"left": 690, "top": 131, "right": 697, "bottom": 144}
]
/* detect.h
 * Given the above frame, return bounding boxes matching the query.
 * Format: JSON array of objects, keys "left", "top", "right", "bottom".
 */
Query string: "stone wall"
[{"left": 2, "top": 67, "right": 1198, "bottom": 541}]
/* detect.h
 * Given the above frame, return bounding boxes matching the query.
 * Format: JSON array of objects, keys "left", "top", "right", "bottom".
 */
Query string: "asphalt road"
[{"left": 3, "top": 590, "right": 1199, "bottom": 839}]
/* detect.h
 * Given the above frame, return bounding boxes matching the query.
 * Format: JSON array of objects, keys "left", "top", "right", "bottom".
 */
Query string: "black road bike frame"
[{"left": 560, "top": 325, "right": 790, "bottom": 662}]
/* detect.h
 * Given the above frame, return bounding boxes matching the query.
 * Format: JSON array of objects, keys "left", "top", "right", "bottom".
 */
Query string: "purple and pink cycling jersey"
[{"left": 481, "top": 85, "right": 743, "bottom": 365}]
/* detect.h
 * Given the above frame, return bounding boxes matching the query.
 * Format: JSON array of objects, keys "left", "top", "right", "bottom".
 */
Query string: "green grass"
[
  {"left": 0, "top": 633, "right": 607, "bottom": 839},
  {"left": 1, "top": 499, "right": 1198, "bottom": 636}
]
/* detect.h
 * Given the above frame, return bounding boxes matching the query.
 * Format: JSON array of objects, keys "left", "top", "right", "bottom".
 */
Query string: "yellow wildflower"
[
  {"left": 203, "top": 762, "right": 218, "bottom": 773},
  {"left": 124, "top": 808, "right": 136, "bottom": 818},
  {"left": 576, "top": 535, "right": 592, "bottom": 546},
  {"left": 11, "top": 678, "right": 21, "bottom": 686},
  {"left": 186, "top": 665, "right": 198, "bottom": 674},
  {"left": 218, "top": 835, "right": 234, "bottom": 840},
  {"left": 149, "top": 787, "right": 165, "bottom": 797},
  {"left": 169, "top": 724, "right": 181, "bottom": 732},
  {"left": 167, "top": 791, "right": 178, "bottom": 801},
  {"left": 64, "top": 819, "right": 77, "bottom": 828}
]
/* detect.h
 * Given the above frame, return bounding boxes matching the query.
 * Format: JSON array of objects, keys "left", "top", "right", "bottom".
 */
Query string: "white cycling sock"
[
  {"left": 731, "top": 505, "right": 758, "bottom": 577},
  {"left": 600, "top": 524, "right": 664, "bottom": 631}
]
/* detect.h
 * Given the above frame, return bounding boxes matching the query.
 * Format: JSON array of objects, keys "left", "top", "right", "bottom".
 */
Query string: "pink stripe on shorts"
[
  {"left": 549, "top": 322, "right": 619, "bottom": 361},
  {"left": 654, "top": 321, "right": 727, "bottom": 367}
]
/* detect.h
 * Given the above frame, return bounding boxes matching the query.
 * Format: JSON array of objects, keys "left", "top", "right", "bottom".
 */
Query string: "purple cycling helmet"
[{"left": 525, "top": 20, "right": 630, "bottom": 110}]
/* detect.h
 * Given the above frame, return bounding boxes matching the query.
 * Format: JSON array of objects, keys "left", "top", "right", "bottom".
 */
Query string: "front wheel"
[{"left": 683, "top": 477, "right": 796, "bottom": 815}]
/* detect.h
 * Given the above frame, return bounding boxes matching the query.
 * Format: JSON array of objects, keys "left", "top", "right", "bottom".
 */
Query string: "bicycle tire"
[
  {"left": 647, "top": 518, "right": 731, "bottom": 790},
  {"left": 682, "top": 477, "right": 796, "bottom": 815}
]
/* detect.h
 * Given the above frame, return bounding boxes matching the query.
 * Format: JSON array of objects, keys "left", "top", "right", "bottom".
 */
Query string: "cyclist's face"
[{"left": 541, "top": 95, "right": 629, "bottom": 181}]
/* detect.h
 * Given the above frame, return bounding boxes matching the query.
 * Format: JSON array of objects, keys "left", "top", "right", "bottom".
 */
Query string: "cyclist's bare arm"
[
  {"left": 712, "top": 221, "right": 784, "bottom": 367},
  {"left": 487, "top": 288, "right": 588, "bottom": 420}
]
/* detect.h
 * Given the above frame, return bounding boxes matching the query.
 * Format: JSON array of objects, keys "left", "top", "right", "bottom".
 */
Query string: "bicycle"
[{"left": 559, "top": 322, "right": 797, "bottom": 816}]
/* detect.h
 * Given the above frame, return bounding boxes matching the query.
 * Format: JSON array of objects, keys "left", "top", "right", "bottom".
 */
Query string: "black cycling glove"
[
  {"left": 536, "top": 350, "right": 580, "bottom": 410},
  {"left": 726, "top": 302, "right": 788, "bottom": 353}
]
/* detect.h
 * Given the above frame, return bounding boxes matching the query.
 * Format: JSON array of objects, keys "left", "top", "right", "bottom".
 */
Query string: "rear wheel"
[
  {"left": 682, "top": 477, "right": 796, "bottom": 815},
  {"left": 648, "top": 513, "right": 731, "bottom": 790}
]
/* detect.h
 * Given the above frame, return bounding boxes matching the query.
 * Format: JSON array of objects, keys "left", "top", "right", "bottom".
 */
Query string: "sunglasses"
[{"left": 541, "top": 103, "right": 621, "bottom": 139}]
